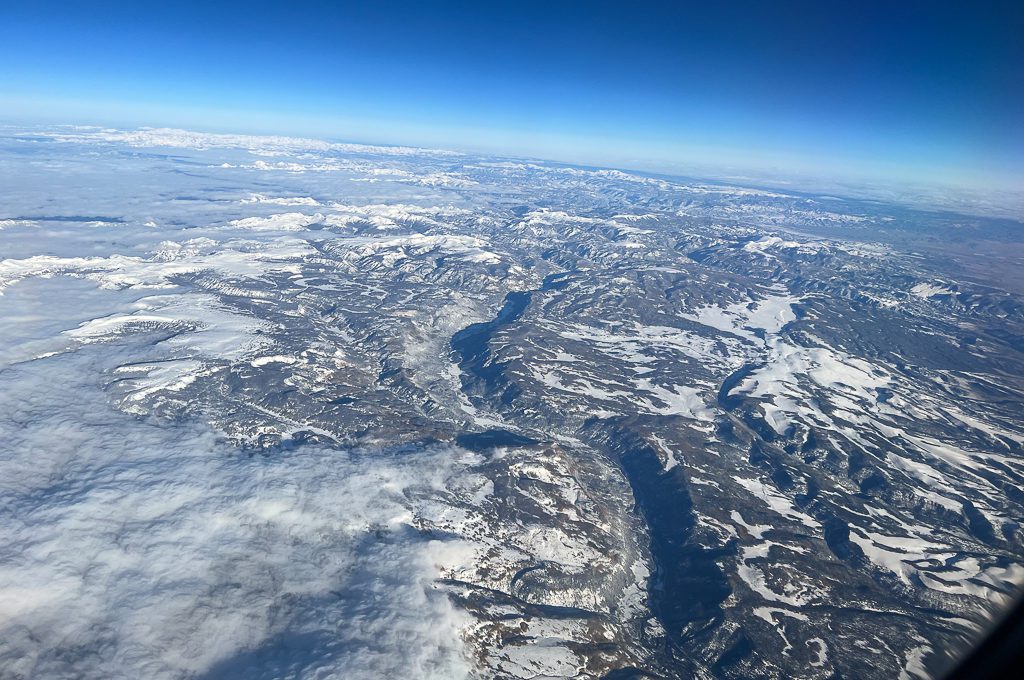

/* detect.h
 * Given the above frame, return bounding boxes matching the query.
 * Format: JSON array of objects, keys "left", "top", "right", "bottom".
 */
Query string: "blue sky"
[{"left": 2, "top": 0, "right": 1022, "bottom": 190}]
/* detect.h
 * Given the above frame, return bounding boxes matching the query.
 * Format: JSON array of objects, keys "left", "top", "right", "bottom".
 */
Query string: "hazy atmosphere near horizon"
[
  {"left": 2, "top": 2, "right": 1024, "bottom": 680},
  {"left": 3, "top": 1, "right": 1024, "bottom": 196}
]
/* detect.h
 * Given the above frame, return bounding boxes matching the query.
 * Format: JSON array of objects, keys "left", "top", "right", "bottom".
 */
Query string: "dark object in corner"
[{"left": 944, "top": 595, "right": 1024, "bottom": 680}]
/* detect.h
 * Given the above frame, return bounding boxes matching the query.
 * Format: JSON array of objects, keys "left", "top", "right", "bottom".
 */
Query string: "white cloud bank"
[
  {"left": 27, "top": 127, "right": 460, "bottom": 158},
  {"left": 0, "top": 344, "right": 474, "bottom": 679}
]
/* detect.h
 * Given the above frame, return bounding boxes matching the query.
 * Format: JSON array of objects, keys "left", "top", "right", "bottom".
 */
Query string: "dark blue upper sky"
[{"left": 2, "top": 0, "right": 1022, "bottom": 189}]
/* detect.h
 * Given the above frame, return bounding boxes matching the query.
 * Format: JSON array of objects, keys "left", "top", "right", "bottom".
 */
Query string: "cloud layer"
[{"left": 0, "top": 339, "right": 474, "bottom": 679}]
